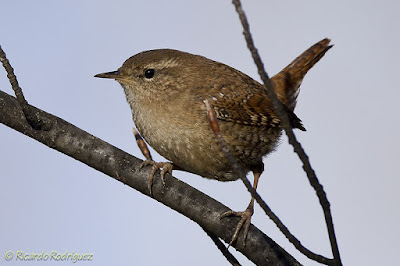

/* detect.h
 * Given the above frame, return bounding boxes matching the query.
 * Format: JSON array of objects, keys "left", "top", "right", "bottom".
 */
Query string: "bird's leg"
[
  {"left": 220, "top": 171, "right": 261, "bottom": 248},
  {"left": 133, "top": 128, "right": 179, "bottom": 196}
]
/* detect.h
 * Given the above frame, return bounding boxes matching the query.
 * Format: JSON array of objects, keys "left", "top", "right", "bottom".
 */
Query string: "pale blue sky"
[{"left": 1, "top": 1, "right": 399, "bottom": 265}]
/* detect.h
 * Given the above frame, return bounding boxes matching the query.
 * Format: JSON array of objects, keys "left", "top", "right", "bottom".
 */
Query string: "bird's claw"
[
  {"left": 220, "top": 205, "right": 254, "bottom": 248},
  {"left": 140, "top": 160, "right": 173, "bottom": 196}
]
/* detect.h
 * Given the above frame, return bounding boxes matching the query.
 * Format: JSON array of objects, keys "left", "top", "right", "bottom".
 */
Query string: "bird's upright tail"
[{"left": 271, "top": 38, "right": 333, "bottom": 111}]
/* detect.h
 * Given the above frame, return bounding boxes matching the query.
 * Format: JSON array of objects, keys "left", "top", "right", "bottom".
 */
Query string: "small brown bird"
[{"left": 95, "top": 38, "right": 332, "bottom": 246}]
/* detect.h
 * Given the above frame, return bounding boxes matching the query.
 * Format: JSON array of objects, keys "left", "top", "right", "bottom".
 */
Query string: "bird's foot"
[
  {"left": 140, "top": 160, "right": 173, "bottom": 196},
  {"left": 220, "top": 204, "right": 254, "bottom": 248}
]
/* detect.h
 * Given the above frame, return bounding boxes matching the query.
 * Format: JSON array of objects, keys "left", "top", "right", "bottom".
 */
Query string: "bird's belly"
[{"left": 133, "top": 106, "right": 281, "bottom": 181}]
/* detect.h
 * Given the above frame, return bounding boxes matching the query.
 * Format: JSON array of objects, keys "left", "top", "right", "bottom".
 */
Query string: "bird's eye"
[{"left": 144, "top": 69, "right": 155, "bottom": 79}]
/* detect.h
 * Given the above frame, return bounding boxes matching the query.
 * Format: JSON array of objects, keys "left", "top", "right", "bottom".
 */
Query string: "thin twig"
[
  {"left": 201, "top": 226, "right": 242, "bottom": 266},
  {"left": 0, "top": 45, "right": 50, "bottom": 130},
  {"left": 231, "top": 0, "right": 342, "bottom": 265}
]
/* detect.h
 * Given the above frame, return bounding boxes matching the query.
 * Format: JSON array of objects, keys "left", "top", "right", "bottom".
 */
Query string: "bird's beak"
[{"left": 94, "top": 70, "right": 122, "bottom": 79}]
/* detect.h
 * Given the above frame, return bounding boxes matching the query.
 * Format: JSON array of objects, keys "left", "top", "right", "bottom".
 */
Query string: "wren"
[{"left": 95, "top": 38, "right": 332, "bottom": 246}]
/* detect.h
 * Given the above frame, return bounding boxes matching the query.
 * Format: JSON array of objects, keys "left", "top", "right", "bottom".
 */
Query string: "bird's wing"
[{"left": 206, "top": 83, "right": 305, "bottom": 131}]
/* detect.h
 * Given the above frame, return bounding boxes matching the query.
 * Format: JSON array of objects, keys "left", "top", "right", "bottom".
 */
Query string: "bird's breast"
[{"left": 126, "top": 92, "right": 236, "bottom": 180}]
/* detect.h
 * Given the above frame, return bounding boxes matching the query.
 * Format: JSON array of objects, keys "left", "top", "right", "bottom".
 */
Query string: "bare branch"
[
  {"left": 0, "top": 89, "right": 301, "bottom": 266},
  {"left": 201, "top": 226, "right": 242, "bottom": 266},
  {"left": 231, "top": 0, "right": 342, "bottom": 265}
]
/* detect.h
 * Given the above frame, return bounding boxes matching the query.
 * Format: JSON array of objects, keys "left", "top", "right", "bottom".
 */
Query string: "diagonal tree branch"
[
  {"left": 201, "top": 225, "right": 242, "bottom": 266},
  {"left": 231, "top": 1, "right": 342, "bottom": 265},
  {"left": 0, "top": 89, "right": 301, "bottom": 266}
]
